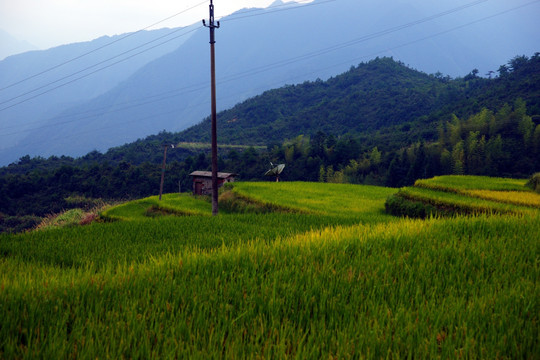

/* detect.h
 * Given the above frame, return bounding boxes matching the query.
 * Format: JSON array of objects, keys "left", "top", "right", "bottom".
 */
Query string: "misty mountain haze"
[
  {"left": 0, "top": 0, "right": 538, "bottom": 165},
  {"left": 0, "top": 29, "right": 38, "bottom": 60},
  {"left": 0, "top": 26, "right": 196, "bottom": 147}
]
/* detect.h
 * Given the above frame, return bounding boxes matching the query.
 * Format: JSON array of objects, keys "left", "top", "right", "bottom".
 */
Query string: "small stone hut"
[{"left": 189, "top": 171, "right": 237, "bottom": 196}]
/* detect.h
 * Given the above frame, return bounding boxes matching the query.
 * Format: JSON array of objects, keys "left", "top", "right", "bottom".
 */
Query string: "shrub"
[
  {"left": 79, "top": 213, "right": 99, "bottom": 226},
  {"left": 0, "top": 215, "right": 41, "bottom": 233},
  {"left": 384, "top": 193, "right": 436, "bottom": 218},
  {"left": 219, "top": 190, "right": 291, "bottom": 214},
  {"left": 36, "top": 208, "right": 104, "bottom": 230},
  {"left": 42, "top": 209, "right": 85, "bottom": 228},
  {"left": 143, "top": 205, "right": 189, "bottom": 217},
  {"left": 65, "top": 195, "right": 105, "bottom": 209},
  {"left": 525, "top": 173, "right": 540, "bottom": 193}
]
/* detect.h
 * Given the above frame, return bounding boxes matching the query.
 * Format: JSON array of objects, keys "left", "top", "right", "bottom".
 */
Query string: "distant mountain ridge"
[
  {"left": 3, "top": 53, "right": 537, "bottom": 175},
  {"left": 0, "top": 0, "right": 538, "bottom": 165},
  {"left": 0, "top": 25, "right": 196, "bottom": 156},
  {"left": 177, "top": 55, "right": 540, "bottom": 148},
  {"left": 0, "top": 29, "right": 38, "bottom": 60}
]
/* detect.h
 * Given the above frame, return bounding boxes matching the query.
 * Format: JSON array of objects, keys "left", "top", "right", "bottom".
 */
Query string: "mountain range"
[
  {"left": 0, "top": 26, "right": 196, "bottom": 159},
  {"left": 1, "top": 53, "right": 539, "bottom": 228},
  {"left": 0, "top": 0, "right": 538, "bottom": 166},
  {"left": 0, "top": 29, "right": 38, "bottom": 60},
  {"left": 178, "top": 55, "right": 540, "bottom": 147}
]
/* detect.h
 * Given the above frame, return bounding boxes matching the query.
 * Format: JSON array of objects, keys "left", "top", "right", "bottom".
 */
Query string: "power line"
[
  {"left": 0, "top": 0, "right": 328, "bottom": 110},
  {"left": 208, "top": 0, "right": 494, "bottom": 83},
  {"left": 0, "top": 0, "right": 491, "bottom": 113},
  {"left": 220, "top": 0, "right": 338, "bottom": 22},
  {"left": 216, "top": 0, "right": 539, "bottom": 84},
  {"left": 0, "top": 0, "right": 208, "bottom": 93},
  {"left": 1, "top": 0, "right": 536, "bottom": 138},
  {"left": 10, "top": 0, "right": 536, "bottom": 151},
  {"left": 0, "top": 0, "right": 316, "bottom": 98},
  {"left": 0, "top": 26, "right": 201, "bottom": 112},
  {"left": 0, "top": 0, "right": 326, "bottom": 111},
  {"left": 0, "top": 26, "right": 201, "bottom": 109},
  {"left": 0, "top": 81, "right": 208, "bottom": 132},
  {"left": 0, "top": 84, "right": 208, "bottom": 136},
  {"left": 2, "top": 0, "right": 531, "bottom": 136}
]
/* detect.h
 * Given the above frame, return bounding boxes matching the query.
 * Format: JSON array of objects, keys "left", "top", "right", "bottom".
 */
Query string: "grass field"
[
  {"left": 1, "top": 178, "right": 538, "bottom": 358},
  {"left": 414, "top": 175, "right": 529, "bottom": 192},
  {"left": 387, "top": 175, "right": 539, "bottom": 217},
  {"left": 102, "top": 193, "right": 214, "bottom": 221}
]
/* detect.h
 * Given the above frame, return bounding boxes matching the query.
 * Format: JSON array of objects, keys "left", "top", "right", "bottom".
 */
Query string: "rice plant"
[{"left": 1, "top": 180, "right": 537, "bottom": 358}]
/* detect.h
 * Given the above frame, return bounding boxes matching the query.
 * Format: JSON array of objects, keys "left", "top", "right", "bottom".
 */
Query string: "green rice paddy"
[{"left": 0, "top": 178, "right": 538, "bottom": 358}]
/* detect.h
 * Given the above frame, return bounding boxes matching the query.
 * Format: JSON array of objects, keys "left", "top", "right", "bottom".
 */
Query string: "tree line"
[
  {"left": 1, "top": 100, "right": 538, "bottom": 233},
  {"left": 2, "top": 54, "right": 540, "bottom": 232}
]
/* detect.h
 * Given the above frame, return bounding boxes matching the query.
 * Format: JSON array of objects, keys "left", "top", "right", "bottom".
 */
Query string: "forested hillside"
[
  {"left": 1, "top": 55, "right": 539, "bottom": 232},
  {"left": 181, "top": 56, "right": 540, "bottom": 148},
  {"left": 4, "top": 0, "right": 537, "bottom": 165}
]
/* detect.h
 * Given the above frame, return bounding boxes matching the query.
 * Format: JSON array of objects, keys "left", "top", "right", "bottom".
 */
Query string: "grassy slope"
[
  {"left": 414, "top": 175, "right": 540, "bottom": 209},
  {"left": 231, "top": 182, "right": 395, "bottom": 217},
  {"left": 0, "top": 180, "right": 538, "bottom": 358},
  {"left": 415, "top": 175, "right": 528, "bottom": 192},
  {"left": 388, "top": 175, "right": 540, "bottom": 217},
  {"left": 102, "top": 193, "right": 213, "bottom": 221}
]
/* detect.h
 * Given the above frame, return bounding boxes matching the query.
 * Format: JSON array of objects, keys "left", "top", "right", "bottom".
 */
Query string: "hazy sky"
[{"left": 1, "top": 0, "right": 307, "bottom": 49}]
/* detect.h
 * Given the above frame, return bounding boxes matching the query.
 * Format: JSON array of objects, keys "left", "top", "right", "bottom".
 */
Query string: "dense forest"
[
  {"left": 181, "top": 55, "right": 540, "bottom": 149},
  {"left": 1, "top": 55, "right": 539, "bottom": 232}
]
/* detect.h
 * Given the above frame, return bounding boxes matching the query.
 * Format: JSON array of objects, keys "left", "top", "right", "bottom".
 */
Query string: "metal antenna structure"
[
  {"left": 203, "top": 0, "right": 220, "bottom": 216},
  {"left": 265, "top": 162, "right": 286, "bottom": 182}
]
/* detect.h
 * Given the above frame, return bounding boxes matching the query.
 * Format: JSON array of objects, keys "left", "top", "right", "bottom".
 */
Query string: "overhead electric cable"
[
  {"left": 0, "top": 0, "right": 312, "bottom": 96},
  {"left": 0, "top": 82, "right": 209, "bottom": 136},
  {"left": 1, "top": 0, "right": 537, "bottom": 137},
  {"left": 0, "top": 0, "right": 491, "bottom": 113},
  {"left": 0, "top": 0, "right": 208, "bottom": 92},
  {"left": 0, "top": 26, "right": 202, "bottom": 112},
  {"left": 221, "top": 0, "right": 338, "bottom": 21},
  {"left": 0, "top": 80, "right": 208, "bottom": 131},
  {"left": 213, "top": 0, "right": 494, "bottom": 82},
  {"left": 0, "top": 0, "right": 325, "bottom": 109},
  {"left": 0, "top": 26, "right": 200, "bottom": 107}
]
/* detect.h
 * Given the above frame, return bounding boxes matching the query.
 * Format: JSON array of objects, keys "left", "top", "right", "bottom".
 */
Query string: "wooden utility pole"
[
  {"left": 159, "top": 144, "right": 174, "bottom": 201},
  {"left": 203, "top": 0, "right": 220, "bottom": 216}
]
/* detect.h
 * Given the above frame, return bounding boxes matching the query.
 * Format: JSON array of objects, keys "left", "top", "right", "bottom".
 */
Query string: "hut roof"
[{"left": 189, "top": 171, "right": 236, "bottom": 179}]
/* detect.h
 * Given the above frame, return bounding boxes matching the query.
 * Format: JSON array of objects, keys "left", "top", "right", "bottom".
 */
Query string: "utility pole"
[
  {"left": 203, "top": 0, "right": 220, "bottom": 216},
  {"left": 159, "top": 144, "right": 174, "bottom": 201}
]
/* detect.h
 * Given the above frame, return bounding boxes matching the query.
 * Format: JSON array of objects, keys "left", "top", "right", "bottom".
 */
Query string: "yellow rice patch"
[{"left": 465, "top": 190, "right": 540, "bottom": 208}]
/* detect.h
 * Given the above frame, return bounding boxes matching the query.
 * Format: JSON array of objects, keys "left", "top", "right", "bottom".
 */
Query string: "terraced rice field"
[{"left": 1, "top": 178, "right": 538, "bottom": 358}]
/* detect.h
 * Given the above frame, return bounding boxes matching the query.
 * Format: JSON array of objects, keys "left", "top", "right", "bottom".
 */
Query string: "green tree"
[
  {"left": 492, "top": 103, "right": 511, "bottom": 136},
  {"left": 440, "top": 149, "right": 452, "bottom": 175},
  {"left": 452, "top": 141, "right": 465, "bottom": 175},
  {"left": 485, "top": 135, "right": 505, "bottom": 175},
  {"left": 310, "top": 131, "right": 327, "bottom": 158},
  {"left": 498, "top": 64, "right": 509, "bottom": 77},
  {"left": 447, "top": 115, "right": 462, "bottom": 146},
  {"left": 508, "top": 55, "right": 529, "bottom": 72},
  {"left": 318, "top": 165, "right": 326, "bottom": 183},
  {"left": 369, "top": 147, "right": 382, "bottom": 165},
  {"left": 533, "top": 125, "right": 540, "bottom": 156},
  {"left": 518, "top": 115, "right": 535, "bottom": 148}
]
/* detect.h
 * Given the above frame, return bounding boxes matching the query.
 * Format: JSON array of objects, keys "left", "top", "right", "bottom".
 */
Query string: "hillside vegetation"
[
  {"left": 1, "top": 55, "right": 539, "bottom": 232},
  {"left": 180, "top": 55, "right": 540, "bottom": 146},
  {"left": 4, "top": 0, "right": 537, "bottom": 165},
  {"left": 385, "top": 175, "right": 539, "bottom": 218},
  {"left": 0, "top": 177, "right": 538, "bottom": 358}
]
